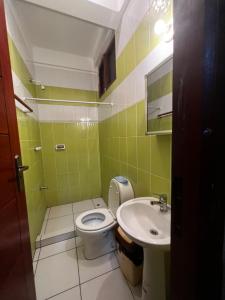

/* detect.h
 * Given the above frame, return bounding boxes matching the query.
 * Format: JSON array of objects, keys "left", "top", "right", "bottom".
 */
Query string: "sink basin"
[
  {"left": 117, "top": 197, "right": 170, "bottom": 249},
  {"left": 117, "top": 197, "right": 171, "bottom": 300}
]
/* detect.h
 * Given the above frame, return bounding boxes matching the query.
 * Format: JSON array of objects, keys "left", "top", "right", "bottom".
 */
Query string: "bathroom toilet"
[{"left": 75, "top": 177, "right": 134, "bottom": 259}]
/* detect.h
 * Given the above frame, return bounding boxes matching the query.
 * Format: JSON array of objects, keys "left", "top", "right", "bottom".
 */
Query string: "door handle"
[
  {"left": 15, "top": 155, "right": 29, "bottom": 191},
  {"left": 18, "top": 165, "right": 29, "bottom": 172}
]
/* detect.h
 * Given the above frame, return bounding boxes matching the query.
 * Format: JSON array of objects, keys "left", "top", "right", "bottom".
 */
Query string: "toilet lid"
[{"left": 75, "top": 208, "right": 115, "bottom": 231}]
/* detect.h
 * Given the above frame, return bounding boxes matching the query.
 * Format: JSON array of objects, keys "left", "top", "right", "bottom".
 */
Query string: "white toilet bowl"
[{"left": 75, "top": 177, "right": 134, "bottom": 259}]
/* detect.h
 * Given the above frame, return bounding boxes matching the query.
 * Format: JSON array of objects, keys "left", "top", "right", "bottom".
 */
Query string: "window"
[{"left": 99, "top": 37, "right": 116, "bottom": 97}]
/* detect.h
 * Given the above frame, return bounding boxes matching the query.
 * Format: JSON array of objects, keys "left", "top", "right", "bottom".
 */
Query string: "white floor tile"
[
  {"left": 39, "top": 238, "right": 76, "bottom": 260},
  {"left": 75, "top": 236, "right": 83, "bottom": 248},
  {"left": 35, "top": 249, "right": 79, "bottom": 300},
  {"left": 44, "top": 208, "right": 51, "bottom": 220},
  {"left": 73, "top": 213, "right": 81, "bottom": 235},
  {"left": 36, "top": 235, "right": 41, "bottom": 248},
  {"left": 47, "top": 286, "right": 81, "bottom": 300},
  {"left": 45, "top": 215, "right": 74, "bottom": 236},
  {"left": 40, "top": 220, "right": 48, "bottom": 236},
  {"left": 33, "top": 261, "right": 37, "bottom": 274},
  {"left": 73, "top": 200, "right": 94, "bottom": 214},
  {"left": 49, "top": 204, "right": 73, "bottom": 219},
  {"left": 77, "top": 247, "right": 119, "bottom": 283},
  {"left": 92, "top": 198, "right": 107, "bottom": 209},
  {"left": 128, "top": 283, "right": 142, "bottom": 300},
  {"left": 81, "top": 268, "right": 133, "bottom": 300},
  {"left": 33, "top": 248, "right": 40, "bottom": 262}
]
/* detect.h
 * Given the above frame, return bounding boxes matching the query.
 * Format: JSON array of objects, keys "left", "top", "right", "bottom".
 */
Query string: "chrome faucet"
[{"left": 151, "top": 193, "right": 168, "bottom": 212}]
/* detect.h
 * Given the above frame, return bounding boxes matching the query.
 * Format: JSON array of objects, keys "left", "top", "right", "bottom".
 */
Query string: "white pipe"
[{"left": 24, "top": 97, "right": 114, "bottom": 106}]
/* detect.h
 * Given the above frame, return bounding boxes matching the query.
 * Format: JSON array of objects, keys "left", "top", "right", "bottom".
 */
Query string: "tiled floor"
[
  {"left": 33, "top": 199, "right": 142, "bottom": 300},
  {"left": 33, "top": 236, "right": 141, "bottom": 300},
  {"left": 36, "top": 198, "right": 106, "bottom": 248}
]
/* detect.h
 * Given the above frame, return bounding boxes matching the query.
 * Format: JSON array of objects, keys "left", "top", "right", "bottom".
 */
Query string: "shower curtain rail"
[
  {"left": 15, "top": 94, "right": 33, "bottom": 112},
  {"left": 24, "top": 97, "right": 114, "bottom": 106}
]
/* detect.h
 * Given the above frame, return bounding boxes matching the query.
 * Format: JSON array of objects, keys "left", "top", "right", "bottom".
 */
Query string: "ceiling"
[
  {"left": 19, "top": 0, "right": 130, "bottom": 29},
  {"left": 86, "top": 0, "right": 125, "bottom": 12},
  {"left": 12, "top": 0, "right": 112, "bottom": 59},
  {"left": 10, "top": 0, "right": 130, "bottom": 67}
]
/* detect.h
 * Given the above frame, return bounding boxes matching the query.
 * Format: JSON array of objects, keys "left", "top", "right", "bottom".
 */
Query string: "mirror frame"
[{"left": 145, "top": 55, "right": 173, "bottom": 136}]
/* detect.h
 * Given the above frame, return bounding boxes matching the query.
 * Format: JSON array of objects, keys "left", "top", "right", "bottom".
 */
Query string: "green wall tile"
[
  {"left": 39, "top": 121, "right": 101, "bottom": 207},
  {"left": 99, "top": 100, "right": 172, "bottom": 203},
  {"left": 150, "top": 135, "right": 171, "bottom": 179},
  {"left": 16, "top": 110, "right": 47, "bottom": 255},
  {"left": 137, "top": 100, "right": 146, "bottom": 136},
  {"left": 137, "top": 136, "right": 150, "bottom": 172},
  {"left": 150, "top": 174, "right": 171, "bottom": 204},
  {"left": 127, "top": 137, "right": 137, "bottom": 167},
  {"left": 119, "top": 137, "right": 128, "bottom": 163},
  {"left": 8, "top": 35, "right": 36, "bottom": 97},
  {"left": 127, "top": 165, "right": 138, "bottom": 193},
  {"left": 118, "top": 110, "right": 127, "bottom": 137},
  {"left": 127, "top": 105, "right": 137, "bottom": 137},
  {"left": 136, "top": 169, "right": 150, "bottom": 197}
]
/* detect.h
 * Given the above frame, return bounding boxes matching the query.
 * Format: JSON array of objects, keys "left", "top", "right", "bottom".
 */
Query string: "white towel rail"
[{"left": 24, "top": 97, "right": 113, "bottom": 106}]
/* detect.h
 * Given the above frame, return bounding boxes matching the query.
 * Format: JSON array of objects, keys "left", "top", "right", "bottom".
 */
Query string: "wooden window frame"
[{"left": 98, "top": 36, "right": 116, "bottom": 97}]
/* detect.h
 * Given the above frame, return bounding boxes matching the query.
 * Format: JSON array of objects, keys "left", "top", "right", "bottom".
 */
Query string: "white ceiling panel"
[{"left": 12, "top": 0, "right": 109, "bottom": 58}]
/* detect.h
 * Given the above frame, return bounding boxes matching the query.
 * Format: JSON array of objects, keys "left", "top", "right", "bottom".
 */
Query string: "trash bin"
[{"left": 115, "top": 226, "right": 143, "bottom": 286}]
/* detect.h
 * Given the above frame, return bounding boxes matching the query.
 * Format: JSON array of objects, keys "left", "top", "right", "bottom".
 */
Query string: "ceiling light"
[
  {"left": 154, "top": 19, "right": 167, "bottom": 35},
  {"left": 154, "top": 19, "right": 173, "bottom": 42}
]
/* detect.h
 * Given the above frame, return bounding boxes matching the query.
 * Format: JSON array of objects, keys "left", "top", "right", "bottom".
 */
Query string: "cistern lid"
[{"left": 108, "top": 177, "right": 134, "bottom": 216}]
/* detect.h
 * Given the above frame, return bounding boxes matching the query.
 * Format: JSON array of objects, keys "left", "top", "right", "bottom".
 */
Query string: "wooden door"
[
  {"left": 171, "top": 0, "right": 225, "bottom": 299},
  {"left": 0, "top": 1, "right": 36, "bottom": 299}
]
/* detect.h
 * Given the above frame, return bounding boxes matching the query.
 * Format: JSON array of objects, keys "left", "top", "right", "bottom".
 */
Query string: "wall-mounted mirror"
[{"left": 146, "top": 56, "right": 173, "bottom": 135}]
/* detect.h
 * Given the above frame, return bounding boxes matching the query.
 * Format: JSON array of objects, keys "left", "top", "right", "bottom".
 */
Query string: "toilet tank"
[{"left": 108, "top": 177, "right": 134, "bottom": 216}]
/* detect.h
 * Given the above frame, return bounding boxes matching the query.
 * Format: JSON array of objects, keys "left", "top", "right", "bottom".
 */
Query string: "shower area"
[
  {"left": 4, "top": 0, "right": 115, "bottom": 254},
  {"left": 16, "top": 91, "right": 108, "bottom": 251}
]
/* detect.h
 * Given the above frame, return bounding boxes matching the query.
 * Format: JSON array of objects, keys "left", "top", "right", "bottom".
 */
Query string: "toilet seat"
[{"left": 76, "top": 208, "right": 115, "bottom": 232}]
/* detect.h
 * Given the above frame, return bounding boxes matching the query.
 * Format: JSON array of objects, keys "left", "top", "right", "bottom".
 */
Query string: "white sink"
[
  {"left": 117, "top": 197, "right": 170, "bottom": 249},
  {"left": 117, "top": 197, "right": 171, "bottom": 300}
]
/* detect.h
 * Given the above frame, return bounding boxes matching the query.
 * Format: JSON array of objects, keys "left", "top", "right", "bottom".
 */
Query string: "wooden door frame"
[
  {"left": 0, "top": 1, "right": 35, "bottom": 299},
  {"left": 171, "top": 0, "right": 225, "bottom": 299}
]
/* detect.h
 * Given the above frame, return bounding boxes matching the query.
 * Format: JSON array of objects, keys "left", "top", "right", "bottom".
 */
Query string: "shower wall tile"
[
  {"left": 40, "top": 121, "right": 101, "bottom": 207},
  {"left": 16, "top": 110, "right": 47, "bottom": 254}
]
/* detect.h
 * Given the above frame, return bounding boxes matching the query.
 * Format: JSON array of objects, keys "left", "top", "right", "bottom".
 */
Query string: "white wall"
[
  {"left": 4, "top": 0, "right": 35, "bottom": 77},
  {"left": 5, "top": 0, "right": 39, "bottom": 118},
  {"left": 32, "top": 47, "right": 98, "bottom": 91},
  {"left": 38, "top": 104, "right": 98, "bottom": 123},
  {"left": 116, "top": 0, "right": 150, "bottom": 57},
  {"left": 5, "top": 0, "right": 99, "bottom": 92}
]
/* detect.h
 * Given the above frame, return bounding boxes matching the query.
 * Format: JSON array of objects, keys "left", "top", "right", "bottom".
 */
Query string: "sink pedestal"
[{"left": 142, "top": 248, "right": 167, "bottom": 300}]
